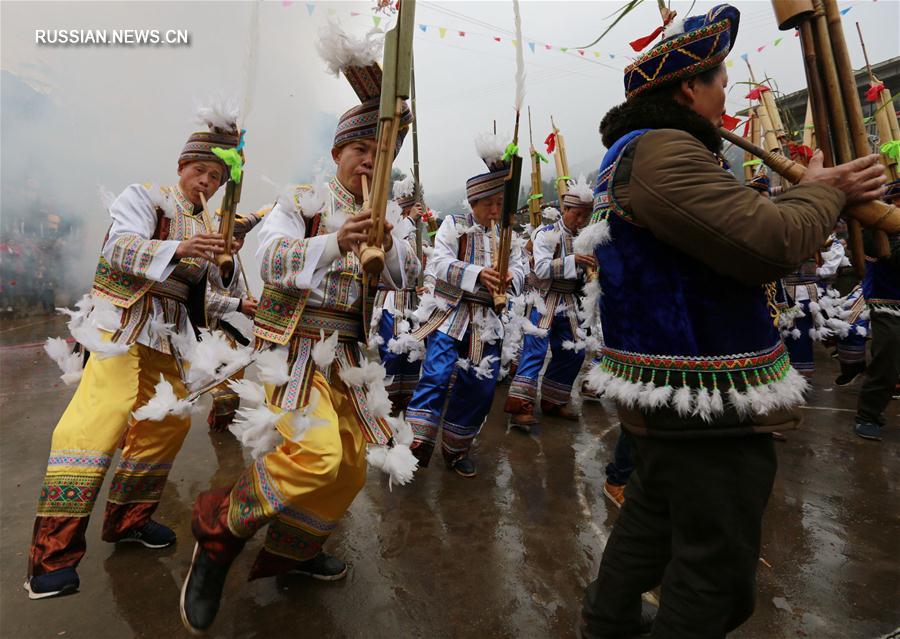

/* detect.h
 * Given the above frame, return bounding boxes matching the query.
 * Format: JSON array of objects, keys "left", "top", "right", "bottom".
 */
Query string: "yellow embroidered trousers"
[
  {"left": 29, "top": 340, "right": 191, "bottom": 576},
  {"left": 193, "top": 370, "right": 367, "bottom": 579}
]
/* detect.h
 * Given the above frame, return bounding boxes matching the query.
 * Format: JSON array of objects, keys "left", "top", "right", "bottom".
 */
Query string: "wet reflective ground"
[{"left": 1, "top": 316, "right": 898, "bottom": 638}]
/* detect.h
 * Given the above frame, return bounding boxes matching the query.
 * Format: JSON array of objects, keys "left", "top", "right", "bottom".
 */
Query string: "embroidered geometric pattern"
[
  {"left": 107, "top": 471, "right": 168, "bottom": 505},
  {"left": 228, "top": 458, "right": 286, "bottom": 539},
  {"left": 624, "top": 5, "right": 737, "bottom": 99},
  {"left": 254, "top": 284, "right": 310, "bottom": 345},
  {"left": 37, "top": 474, "right": 105, "bottom": 517},
  {"left": 46, "top": 451, "right": 112, "bottom": 470},
  {"left": 508, "top": 375, "right": 539, "bottom": 402},
  {"left": 541, "top": 377, "right": 573, "bottom": 406},
  {"left": 263, "top": 516, "right": 328, "bottom": 562},
  {"left": 114, "top": 458, "right": 174, "bottom": 473},
  {"left": 599, "top": 341, "right": 792, "bottom": 391}
]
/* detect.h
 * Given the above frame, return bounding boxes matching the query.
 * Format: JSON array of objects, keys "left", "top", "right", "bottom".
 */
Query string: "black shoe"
[
  {"left": 180, "top": 543, "right": 233, "bottom": 635},
  {"left": 854, "top": 421, "right": 882, "bottom": 441},
  {"left": 579, "top": 599, "right": 658, "bottom": 638},
  {"left": 24, "top": 568, "right": 79, "bottom": 600},
  {"left": 119, "top": 519, "right": 176, "bottom": 549},
  {"left": 449, "top": 455, "right": 477, "bottom": 478},
  {"left": 834, "top": 363, "right": 865, "bottom": 386},
  {"left": 288, "top": 552, "right": 348, "bottom": 581}
]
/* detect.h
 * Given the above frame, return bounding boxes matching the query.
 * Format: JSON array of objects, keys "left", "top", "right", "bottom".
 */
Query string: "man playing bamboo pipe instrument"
[
  {"left": 25, "top": 107, "right": 237, "bottom": 600},
  {"left": 403, "top": 132, "right": 526, "bottom": 478},
  {"left": 504, "top": 177, "right": 595, "bottom": 430},
  {"left": 369, "top": 176, "right": 426, "bottom": 413},
  {"left": 578, "top": 5, "right": 886, "bottom": 637},
  {"left": 180, "top": 22, "right": 419, "bottom": 635}
]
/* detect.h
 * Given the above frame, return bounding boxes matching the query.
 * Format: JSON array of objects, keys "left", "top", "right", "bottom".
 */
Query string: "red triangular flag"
[
  {"left": 544, "top": 132, "right": 556, "bottom": 154},
  {"left": 629, "top": 25, "right": 665, "bottom": 52},
  {"left": 745, "top": 86, "right": 770, "bottom": 101},
  {"left": 721, "top": 114, "right": 741, "bottom": 131},
  {"left": 865, "top": 83, "right": 886, "bottom": 102}
]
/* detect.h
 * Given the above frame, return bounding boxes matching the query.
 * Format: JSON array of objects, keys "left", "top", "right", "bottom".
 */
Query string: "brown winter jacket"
[{"left": 609, "top": 127, "right": 846, "bottom": 438}]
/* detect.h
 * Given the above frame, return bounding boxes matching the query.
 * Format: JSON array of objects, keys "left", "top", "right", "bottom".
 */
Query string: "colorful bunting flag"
[
  {"left": 373, "top": 16, "right": 381, "bottom": 27},
  {"left": 458, "top": 31, "right": 465, "bottom": 37},
  {"left": 774, "top": 37, "right": 783, "bottom": 45},
  {"left": 305, "top": 3, "right": 315, "bottom": 15},
  {"left": 438, "top": 27, "right": 446, "bottom": 38},
  {"left": 528, "top": 41, "right": 535, "bottom": 53},
  {"left": 419, "top": 24, "right": 427, "bottom": 32}
]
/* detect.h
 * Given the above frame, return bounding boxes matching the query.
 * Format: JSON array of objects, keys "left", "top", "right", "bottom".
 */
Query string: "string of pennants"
[{"left": 281, "top": 1, "right": 863, "bottom": 69}]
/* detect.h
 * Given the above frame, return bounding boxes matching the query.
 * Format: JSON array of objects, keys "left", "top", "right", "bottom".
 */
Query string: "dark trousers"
[
  {"left": 857, "top": 312, "right": 900, "bottom": 425},
  {"left": 605, "top": 427, "right": 635, "bottom": 486},
  {"left": 582, "top": 434, "right": 777, "bottom": 639}
]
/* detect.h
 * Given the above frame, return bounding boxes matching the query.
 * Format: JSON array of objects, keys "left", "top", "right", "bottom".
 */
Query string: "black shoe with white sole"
[
  {"left": 287, "top": 552, "right": 348, "bottom": 581},
  {"left": 180, "top": 543, "right": 233, "bottom": 635},
  {"left": 118, "top": 519, "right": 176, "bottom": 549},
  {"left": 24, "top": 568, "right": 79, "bottom": 600}
]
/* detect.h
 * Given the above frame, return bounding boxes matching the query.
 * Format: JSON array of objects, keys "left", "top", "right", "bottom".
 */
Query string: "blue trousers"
[
  {"left": 505, "top": 308, "right": 585, "bottom": 415},
  {"left": 376, "top": 310, "right": 422, "bottom": 412},
  {"left": 406, "top": 329, "right": 501, "bottom": 465},
  {"left": 605, "top": 428, "right": 635, "bottom": 486},
  {"left": 785, "top": 301, "right": 814, "bottom": 377}
]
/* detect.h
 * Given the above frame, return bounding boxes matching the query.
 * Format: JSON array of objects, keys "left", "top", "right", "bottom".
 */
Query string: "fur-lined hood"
[{"left": 600, "top": 96, "right": 722, "bottom": 154}]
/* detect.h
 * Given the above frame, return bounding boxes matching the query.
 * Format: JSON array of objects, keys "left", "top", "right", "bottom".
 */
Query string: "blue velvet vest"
[
  {"left": 591, "top": 129, "right": 792, "bottom": 395},
  {"left": 863, "top": 256, "right": 900, "bottom": 311}
]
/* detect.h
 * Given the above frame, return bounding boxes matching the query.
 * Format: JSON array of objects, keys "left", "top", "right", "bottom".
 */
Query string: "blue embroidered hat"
[
  {"left": 624, "top": 4, "right": 740, "bottom": 99},
  {"left": 885, "top": 178, "right": 900, "bottom": 201},
  {"left": 466, "top": 132, "right": 510, "bottom": 204}
]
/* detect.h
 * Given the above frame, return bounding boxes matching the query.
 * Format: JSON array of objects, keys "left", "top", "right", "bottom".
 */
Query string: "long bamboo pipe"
[{"left": 721, "top": 127, "right": 900, "bottom": 234}]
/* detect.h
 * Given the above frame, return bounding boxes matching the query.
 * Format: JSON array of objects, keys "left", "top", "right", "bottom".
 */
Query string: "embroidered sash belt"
[
  {"left": 549, "top": 280, "right": 579, "bottom": 294},
  {"left": 461, "top": 290, "right": 493, "bottom": 306},
  {"left": 294, "top": 306, "right": 364, "bottom": 343},
  {"left": 149, "top": 276, "right": 190, "bottom": 303}
]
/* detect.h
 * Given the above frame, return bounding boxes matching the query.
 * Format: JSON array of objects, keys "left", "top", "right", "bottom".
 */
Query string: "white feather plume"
[
  {"left": 566, "top": 174, "right": 593, "bottom": 205},
  {"left": 185, "top": 329, "right": 254, "bottom": 388},
  {"left": 474, "top": 131, "right": 508, "bottom": 167},
  {"left": 44, "top": 337, "right": 83, "bottom": 385},
  {"left": 227, "top": 378, "right": 267, "bottom": 406},
  {"left": 392, "top": 175, "right": 416, "bottom": 199},
  {"left": 133, "top": 374, "right": 195, "bottom": 422},
  {"left": 312, "top": 329, "right": 340, "bottom": 370},
  {"left": 573, "top": 219, "right": 611, "bottom": 254},
  {"left": 229, "top": 404, "right": 284, "bottom": 459},
  {"left": 542, "top": 206, "right": 560, "bottom": 221},
  {"left": 512, "top": 0, "right": 526, "bottom": 113},
  {"left": 316, "top": 20, "right": 383, "bottom": 76},
  {"left": 195, "top": 98, "right": 240, "bottom": 133},
  {"left": 255, "top": 346, "right": 291, "bottom": 385},
  {"left": 286, "top": 388, "right": 329, "bottom": 442}
]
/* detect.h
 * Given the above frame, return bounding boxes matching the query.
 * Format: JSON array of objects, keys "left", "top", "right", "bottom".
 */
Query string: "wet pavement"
[{"left": 1, "top": 315, "right": 898, "bottom": 638}]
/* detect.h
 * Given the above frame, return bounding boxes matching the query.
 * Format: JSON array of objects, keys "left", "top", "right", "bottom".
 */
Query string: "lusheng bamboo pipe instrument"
[
  {"left": 493, "top": 114, "right": 523, "bottom": 313},
  {"left": 527, "top": 106, "right": 543, "bottom": 229},
  {"left": 550, "top": 116, "right": 570, "bottom": 204},
  {"left": 745, "top": 60, "right": 785, "bottom": 153},
  {"left": 772, "top": 0, "right": 873, "bottom": 271},
  {"left": 857, "top": 22, "right": 899, "bottom": 180},
  {"left": 721, "top": 127, "right": 900, "bottom": 234},
  {"left": 744, "top": 107, "right": 759, "bottom": 182},
  {"left": 359, "top": 0, "right": 416, "bottom": 276}
]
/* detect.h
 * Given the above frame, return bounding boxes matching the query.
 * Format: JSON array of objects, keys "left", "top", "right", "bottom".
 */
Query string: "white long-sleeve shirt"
[{"left": 255, "top": 177, "right": 415, "bottom": 309}]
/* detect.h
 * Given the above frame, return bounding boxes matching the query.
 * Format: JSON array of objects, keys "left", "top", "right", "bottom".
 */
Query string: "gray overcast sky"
[{"left": 2, "top": 0, "right": 899, "bottom": 290}]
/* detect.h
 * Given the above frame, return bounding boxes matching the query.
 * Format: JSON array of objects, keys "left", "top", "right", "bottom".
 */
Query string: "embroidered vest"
[
  {"left": 90, "top": 185, "right": 203, "bottom": 308},
  {"left": 254, "top": 183, "right": 377, "bottom": 346},
  {"left": 593, "top": 129, "right": 792, "bottom": 403}
]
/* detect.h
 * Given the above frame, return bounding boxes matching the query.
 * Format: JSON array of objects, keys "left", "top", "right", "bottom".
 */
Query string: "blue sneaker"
[
  {"left": 854, "top": 421, "right": 882, "bottom": 441},
  {"left": 118, "top": 520, "right": 176, "bottom": 548},
  {"left": 24, "top": 568, "right": 79, "bottom": 600}
]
